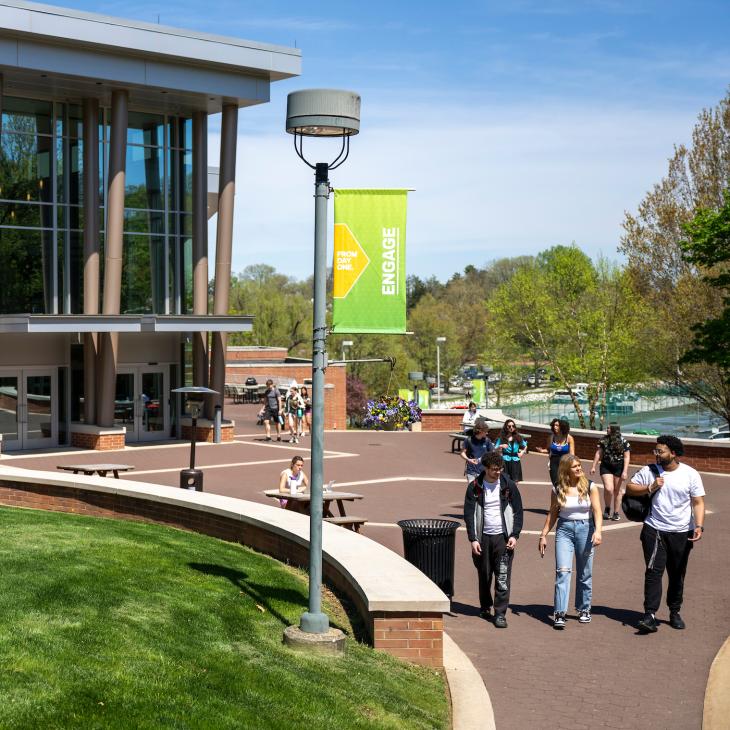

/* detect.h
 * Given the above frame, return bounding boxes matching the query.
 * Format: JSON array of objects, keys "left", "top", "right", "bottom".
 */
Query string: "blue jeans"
[{"left": 554, "top": 518, "right": 594, "bottom": 614}]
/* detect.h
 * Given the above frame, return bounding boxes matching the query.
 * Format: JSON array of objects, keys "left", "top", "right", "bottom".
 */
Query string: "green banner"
[
  {"left": 471, "top": 379, "right": 485, "bottom": 407},
  {"left": 332, "top": 189, "right": 408, "bottom": 333},
  {"left": 398, "top": 388, "right": 413, "bottom": 402},
  {"left": 417, "top": 388, "right": 431, "bottom": 410}
]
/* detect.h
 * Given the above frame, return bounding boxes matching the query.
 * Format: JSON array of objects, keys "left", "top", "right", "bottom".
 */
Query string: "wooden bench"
[
  {"left": 450, "top": 432, "right": 468, "bottom": 453},
  {"left": 324, "top": 515, "right": 368, "bottom": 533}
]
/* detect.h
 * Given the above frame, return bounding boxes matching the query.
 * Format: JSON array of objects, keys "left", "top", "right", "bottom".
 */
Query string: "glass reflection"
[
  {"left": 25, "top": 375, "right": 52, "bottom": 441},
  {"left": 0, "top": 228, "right": 53, "bottom": 314},
  {"left": 142, "top": 372, "right": 164, "bottom": 432},
  {"left": 0, "top": 134, "right": 53, "bottom": 203},
  {"left": 125, "top": 145, "right": 163, "bottom": 210},
  {"left": 0, "top": 376, "right": 18, "bottom": 441}
]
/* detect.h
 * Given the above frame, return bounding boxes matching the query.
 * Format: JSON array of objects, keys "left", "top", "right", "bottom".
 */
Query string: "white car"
[{"left": 709, "top": 431, "right": 730, "bottom": 440}]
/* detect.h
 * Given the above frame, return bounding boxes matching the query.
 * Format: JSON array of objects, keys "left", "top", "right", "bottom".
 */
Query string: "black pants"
[
  {"left": 640, "top": 524, "right": 693, "bottom": 614},
  {"left": 472, "top": 533, "right": 513, "bottom": 615}
]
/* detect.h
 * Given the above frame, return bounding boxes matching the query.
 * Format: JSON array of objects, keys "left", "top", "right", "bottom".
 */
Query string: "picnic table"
[
  {"left": 263, "top": 489, "right": 367, "bottom": 532},
  {"left": 57, "top": 463, "right": 135, "bottom": 479}
]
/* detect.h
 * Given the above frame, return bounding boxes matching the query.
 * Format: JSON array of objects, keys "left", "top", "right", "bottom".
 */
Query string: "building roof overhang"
[
  {"left": 0, "top": 314, "right": 253, "bottom": 333},
  {"left": 0, "top": 1, "right": 301, "bottom": 113}
]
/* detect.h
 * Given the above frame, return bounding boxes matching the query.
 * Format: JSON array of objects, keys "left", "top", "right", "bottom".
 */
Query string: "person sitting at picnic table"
[
  {"left": 461, "top": 402, "right": 479, "bottom": 434},
  {"left": 461, "top": 417, "right": 494, "bottom": 485},
  {"left": 278, "top": 455, "right": 308, "bottom": 510}
]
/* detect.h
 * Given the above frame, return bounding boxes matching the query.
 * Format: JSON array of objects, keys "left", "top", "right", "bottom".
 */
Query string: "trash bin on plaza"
[{"left": 397, "top": 519, "right": 459, "bottom": 599}]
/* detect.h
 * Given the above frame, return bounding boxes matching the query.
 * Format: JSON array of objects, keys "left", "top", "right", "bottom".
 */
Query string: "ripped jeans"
[
  {"left": 472, "top": 533, "right": 513, "bottom": 615},
  {"left": 554, "top": 518, "right": 594, "bottom": 615}
]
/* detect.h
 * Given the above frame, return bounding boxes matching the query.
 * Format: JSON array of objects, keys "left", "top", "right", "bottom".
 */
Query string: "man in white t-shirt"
[{"left": 626, "top": 435, "right": 705, "bottom": 633}]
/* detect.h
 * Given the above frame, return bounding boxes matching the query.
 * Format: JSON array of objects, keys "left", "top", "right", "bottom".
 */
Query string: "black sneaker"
[
  {"left": 553, "top": 612, "right": 566, "bottom": 630},
  {"left": 478, "top": 608, "right": 492, "bottom": 621},
  {"left": 637, "top": 613, "right": 658, "bottom": 633},
  {"left": 603, "top": 508, "right": 611, "bottom": 520},
  {"left": 669, "top": 611, "right": 686, "bottom": 630},
  {"left": 494, "top": 613, "right": 508, "bottom": 628},
  {"left": 611, "top": 512, "right": 620, "bottom": 521}
]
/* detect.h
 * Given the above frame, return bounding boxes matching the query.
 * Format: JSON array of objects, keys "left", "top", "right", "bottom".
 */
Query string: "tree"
[{"left": 488, "top": 246, "right": 648, "bottom": 428}]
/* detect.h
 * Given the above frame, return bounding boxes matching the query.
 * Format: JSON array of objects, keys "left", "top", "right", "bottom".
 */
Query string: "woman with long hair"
[
  {"left": 538, "top": 455, "right": 603, "bottom": 629},
  {"left": 590, "top": 422, "right": 630, "bottom": 521},
  {"left": 461, "top": 402, "right": 479, "bottom": 434},
  {"left": 278, "top": 455, "right": 309, "bottom": 510},
  {"left": 536, "top": 418, "right": 575, "bottom": 486},
  {"left": 300, "top": 386, "right": 312, "bottom": 436},
  {"left": 495, "top": 419, "right": 528, "bottom": 483}
]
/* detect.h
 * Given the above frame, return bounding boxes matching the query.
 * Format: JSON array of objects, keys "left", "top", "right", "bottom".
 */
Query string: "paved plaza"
[{"left": 6, "top": 401, "right": 729, "bottom": 730}]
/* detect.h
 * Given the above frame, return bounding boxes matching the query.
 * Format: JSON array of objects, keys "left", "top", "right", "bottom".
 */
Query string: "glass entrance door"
[
  {"left": 0, "top": 369, "right": 56, "bottom": 450},
  {"left": 115, "top": 366, "right": 169, "bottom": 442}
]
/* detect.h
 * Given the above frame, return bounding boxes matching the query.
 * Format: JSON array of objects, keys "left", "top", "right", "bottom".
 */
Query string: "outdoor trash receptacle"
[{"left": 397, "top": 519, "right": 459, "bottom": 599}]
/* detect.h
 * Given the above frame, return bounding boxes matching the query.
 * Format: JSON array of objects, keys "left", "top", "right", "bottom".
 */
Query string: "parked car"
[{"left": 709, "top": 431, "right": 730, "bottom": 440}]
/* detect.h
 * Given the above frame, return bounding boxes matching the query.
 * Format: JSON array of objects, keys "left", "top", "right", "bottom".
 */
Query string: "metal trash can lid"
[{"left": 397, "top": 519, "right": 460, "bottom": 536}]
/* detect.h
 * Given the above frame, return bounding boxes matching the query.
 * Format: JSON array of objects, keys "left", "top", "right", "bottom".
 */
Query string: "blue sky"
[{"left": 50, "top": 1, "right": 730, "bottom": 280}]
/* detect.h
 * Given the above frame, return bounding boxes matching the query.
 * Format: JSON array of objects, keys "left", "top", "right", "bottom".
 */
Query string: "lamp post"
[
  {"left": 436, "top": 337, "right": 446, "bottom": 407},
  {"left": 482, "top": 366, "right": 493, "bottom": 408},
  {"left": 172, "top": 386, "right": 218, "bottom": 491},
  {"left": 286, "top": 89, "right": 360, "bottom": 638},
  {"left": 341, "top": 339, "right": 353, "bottom": 363}
]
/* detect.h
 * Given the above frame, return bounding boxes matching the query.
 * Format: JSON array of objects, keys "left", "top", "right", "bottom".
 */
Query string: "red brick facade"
[
  {"left": 0, "top": 479, "right": 442, "bottom": 667},
  {"left": 227, "top": 347, "right": 289, "bottom": 362},
  {"left": 70, "top": 431, "right": 126, "bottom": 450},
  {"left": 181, "top": 423, "right": 235, "bottom": 443},
  {"left": 421, "top": 409, "right": 730, "bottom": 474}
]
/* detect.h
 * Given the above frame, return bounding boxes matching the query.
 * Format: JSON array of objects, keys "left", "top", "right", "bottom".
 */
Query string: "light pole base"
[{"left": 283, "top": 625, "right": 345, "bottom": 656}]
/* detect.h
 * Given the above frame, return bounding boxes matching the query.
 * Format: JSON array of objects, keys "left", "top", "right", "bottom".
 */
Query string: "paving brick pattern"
[{"left": 7, "top": 403, "right": 729, "bottom": 730}]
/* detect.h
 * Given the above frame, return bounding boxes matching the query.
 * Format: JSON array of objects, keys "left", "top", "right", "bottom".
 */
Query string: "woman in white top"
[
  {"left": 461, "top": 402, "right": 478, "bottom": 434},
  {"left": 278, "top": 455, "right": 309, "bottom": 510},
  {"left": 538, "top": 454, "right": 603, "bottom": 629}
]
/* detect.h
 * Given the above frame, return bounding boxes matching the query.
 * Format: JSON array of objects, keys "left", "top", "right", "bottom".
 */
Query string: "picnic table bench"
[
  {"left": 57, "top": 464, "right": 135, "bottom": 479},
  {"left": 263, "top": 489, "right": 367, "bottom": 532}
]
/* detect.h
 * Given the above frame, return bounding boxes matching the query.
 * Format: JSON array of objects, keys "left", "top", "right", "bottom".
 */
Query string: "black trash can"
[{"left": 397, "top": 519, "right": 459, "bottom": 599}]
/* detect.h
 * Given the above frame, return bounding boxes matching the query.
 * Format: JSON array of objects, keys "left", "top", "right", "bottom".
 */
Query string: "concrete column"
[
  {"left": 98, "top": 89, "right": 128, "bottom": 427},
  {"left": 192, "top": 111, "right": 209, "bottom": 387},
  {"left": 208, "top": 104, "right": 237, "bottom": 416},
  {"left": 83, "top": 97, "right": 100, "bottom": 425}
]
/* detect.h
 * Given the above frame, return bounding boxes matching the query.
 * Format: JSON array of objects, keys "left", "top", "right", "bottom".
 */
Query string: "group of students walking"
[
  {"left": 260, "top": 379, "right": 312, "bottom": 444},
  {"left": 462, "top": 419, "right": 706, "bottom": 633}
]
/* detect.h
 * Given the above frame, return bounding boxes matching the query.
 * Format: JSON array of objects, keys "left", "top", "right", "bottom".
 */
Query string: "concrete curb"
[
  {"left": 703, "top": 635, "right": 730, "bottom": 729},
  {"left": 443, "top": 632, "right": 495, "bottom": 730}
]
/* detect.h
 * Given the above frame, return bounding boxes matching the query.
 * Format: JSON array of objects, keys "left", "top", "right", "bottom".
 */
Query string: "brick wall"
[
  {"left": 421, "top": 409, "right": 730, "bottom": 474},
  {"left": 181, "top": 423, "right": 234, "bottom": 443},
  {"left": 226, "top": 363, "right": 347, "bottom": 431},
  {"left": 227, "top": 347, "right": 289, "bottom": 362},
  {"left": 70, "top": 432, "right": 126, "bottom": 450},
  {"left": 0, "top": 479, "right": 441, "bottom": 667}
]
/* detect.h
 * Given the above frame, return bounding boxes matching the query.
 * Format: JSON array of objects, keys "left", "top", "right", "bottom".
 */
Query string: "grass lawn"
[{"left": 0, "top": 507, "right": 449, "bottom": 729}]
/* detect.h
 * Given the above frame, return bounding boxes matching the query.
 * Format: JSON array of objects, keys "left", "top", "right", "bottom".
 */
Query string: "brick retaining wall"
[{"left": 0, "top": 478, "right": 444, "bottom": 667}]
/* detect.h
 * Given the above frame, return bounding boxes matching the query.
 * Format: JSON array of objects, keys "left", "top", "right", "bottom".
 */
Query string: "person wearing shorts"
[
  {"left": 590, "top": 423, "right": 630, "bottom": 521},
  {"left": 262, "top": 379, "right": 283, "bottom": 441}
]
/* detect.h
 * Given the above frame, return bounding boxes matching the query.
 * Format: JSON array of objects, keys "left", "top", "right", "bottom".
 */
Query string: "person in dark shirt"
[
  {"left": 262, "top": 379, "right": 283, "bottom": 442},
  {"left": 460, "top": 417, "right": 494, "bottom": 484}
]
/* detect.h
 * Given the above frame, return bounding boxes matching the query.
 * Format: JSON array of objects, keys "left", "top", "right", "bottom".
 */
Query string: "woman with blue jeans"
[{"left": 538, "top": 455, "right": 603, "bottom": 629}]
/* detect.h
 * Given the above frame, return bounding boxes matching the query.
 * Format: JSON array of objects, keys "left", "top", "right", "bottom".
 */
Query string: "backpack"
[{"left": 621, "top": 463, "right": 663, "bottom": 522}]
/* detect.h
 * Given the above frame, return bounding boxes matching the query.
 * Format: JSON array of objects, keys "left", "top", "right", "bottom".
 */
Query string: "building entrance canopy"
[{"left": 0, "top": 315, "right": 252, "bottom": 333}]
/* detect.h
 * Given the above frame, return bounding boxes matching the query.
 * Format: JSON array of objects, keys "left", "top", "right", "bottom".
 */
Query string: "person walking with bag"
[
  {"left": 538, "top": 454, "right": 603, "bottom": 629},
  {"left": 590, "top": 422, "right": 631, "bottom": 521},
  {"left": 464, "top": 451, "right": 523, "bottom": 628},
  {"left": 625, "top": 435, "right": 705, "bottom": 634}
]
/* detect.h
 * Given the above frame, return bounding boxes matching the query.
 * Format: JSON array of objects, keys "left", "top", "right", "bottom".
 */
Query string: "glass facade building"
[{"left": 0, "top": 99, "right": 194, "bottom": 317}]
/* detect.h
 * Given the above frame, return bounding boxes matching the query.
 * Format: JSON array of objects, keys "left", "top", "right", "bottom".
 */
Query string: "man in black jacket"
[{"left": 464, "top": 450, "right": 524, "bottom": 628}]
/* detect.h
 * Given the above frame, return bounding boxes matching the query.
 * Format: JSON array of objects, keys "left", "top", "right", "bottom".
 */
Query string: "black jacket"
[{"left": 463, "top": 472, "right": 524, "bottom": 542}]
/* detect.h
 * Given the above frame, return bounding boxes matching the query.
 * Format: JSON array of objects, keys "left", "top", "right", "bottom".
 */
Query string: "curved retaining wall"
[
  {"left": 421, "top": 409, "right": 730, "bottom": 473},
  {"left": 0, "top": 466, "right": 449, "bottom": 667}
]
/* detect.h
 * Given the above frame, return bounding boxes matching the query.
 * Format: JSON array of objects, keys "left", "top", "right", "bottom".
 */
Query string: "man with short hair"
[
  {"left": 626, "top": 434, "right": 705, "bottom": 633},
  {"left": 463, "top": 450, "right": 523, "bottom": 628},
  {"left": 460, "top": 417, "right": 494, "bottom": 485},
  {"left": 262, "top": 379, "right": 283, "bottom": 442}
]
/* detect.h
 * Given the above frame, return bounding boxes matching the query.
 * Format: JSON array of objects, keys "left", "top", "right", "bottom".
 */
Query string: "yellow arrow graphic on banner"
[{"left": 333, "top": 223, "right": 370, "bottom": 298}]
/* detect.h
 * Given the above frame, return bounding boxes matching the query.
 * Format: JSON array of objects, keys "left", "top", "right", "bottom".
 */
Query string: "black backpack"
[{"left": 621, "top": 463, "right": 663, "bottom": 522}]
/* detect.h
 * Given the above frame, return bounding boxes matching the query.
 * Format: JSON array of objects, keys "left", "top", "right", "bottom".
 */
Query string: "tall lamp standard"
[
  {"left": 436, "top": 337, "right": 446, "bottom": 406},
  {"left": 286, "top": 89, "right": 360, "bottom": 637}
]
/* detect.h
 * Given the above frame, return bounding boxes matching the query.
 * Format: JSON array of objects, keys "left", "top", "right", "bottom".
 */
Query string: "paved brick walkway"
[{"left": 7, "top": 404, "right": 728, "bottom": 730}]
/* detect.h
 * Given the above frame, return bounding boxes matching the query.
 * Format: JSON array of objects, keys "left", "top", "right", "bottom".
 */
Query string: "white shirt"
[
  {"left": 482, "top": 479, "right": 503, "bottom": 535},
  {"left": 555, "top": 483, "right": 596, "bottom": 520},
  {"left": 462, "top": 411, "right": 478, "bottom": 428},
  {"left": 632, "top": 463, "right": 705, "bottom": 532}
]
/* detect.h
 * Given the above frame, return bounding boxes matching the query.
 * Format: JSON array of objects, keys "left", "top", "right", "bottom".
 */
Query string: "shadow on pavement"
[
  {"left": 590, "top": 604, "right": 644, "bottom": 627},
  {"left": 508, "top": 603, "right": 554, "bottom": 626}
]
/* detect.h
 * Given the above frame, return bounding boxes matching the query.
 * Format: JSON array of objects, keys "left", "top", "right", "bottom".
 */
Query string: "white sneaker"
[
  {"left": 578, "top": 610, "right": 591, "bottom": 624},
  {"left": 553, "top": 612, "right": 566, "bottom": 630}
]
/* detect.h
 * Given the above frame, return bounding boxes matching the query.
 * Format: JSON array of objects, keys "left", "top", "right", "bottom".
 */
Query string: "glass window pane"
[
  {"left": 0, "top": 133, "right": 53, "bottom": 203},
  {"left": 123, "top": 209, "right": 164, "bottom": 235},
  {"left": 121, "top": 234, "right": 165, "bottom": 313},
  {"left": 168, "top": 148, "right": 191, "bottom": 212},
  {"left": 0, "top": 228, "right": 54, "bottom": 314},
  {"left": 127, "top": 111, "right": 164, "bottom": 147},
  {"left": 125, "top": 145, "right": 164, "bottom": 210},
  {"left": 0, "top": 376, "right": 19, "bottom": 441},
  {"left": 0, "top": 201, "right": 53, "bottom": 228},
  {"left": 56, "top": 136, "right": 83, "bottom": 205},
  {"left": 2, "top": 97, "right": 52, "bottom": 136}
]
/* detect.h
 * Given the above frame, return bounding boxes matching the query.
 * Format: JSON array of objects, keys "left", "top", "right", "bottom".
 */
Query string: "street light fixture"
[
  {"left": 482, "top": 366, "right": 493, "bottom": 408},
  {"left": 436, "top": 337, "right": 446, "bottom": 407},
  {"left": 341, "top": 339, "right": 353, "bottom": 363},
  {"left": 286, "top": 89, "right": 360, "bottom": 638}
]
